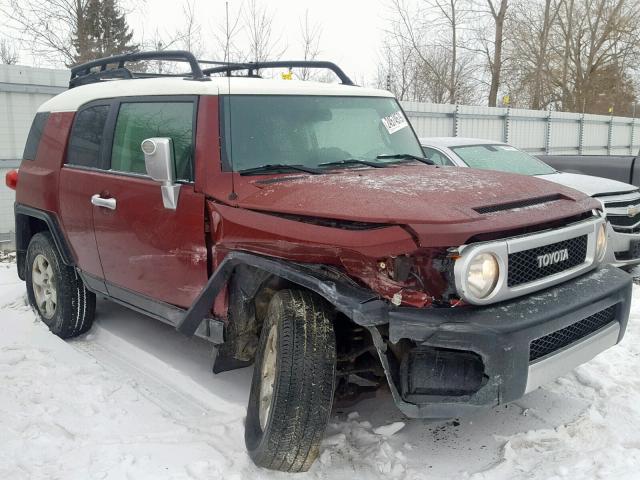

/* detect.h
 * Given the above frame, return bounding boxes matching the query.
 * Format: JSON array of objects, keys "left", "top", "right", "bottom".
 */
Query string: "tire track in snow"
[
  {"left": 70, "top": 325, "right": 245, "bottom": 423},
  {"left": 72, "top": 337, "right": 211, "bottom": 420}
]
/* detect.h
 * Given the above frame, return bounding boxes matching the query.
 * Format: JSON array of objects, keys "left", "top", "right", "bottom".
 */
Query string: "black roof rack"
[
  {"left": 202, "top": 61, "right": 355, "bottom": 85},
  {"left": 69, "top": 50, "right": 209, "bottom": 88},
  {"left": 69, "top": 51, "right": 355, "bottom": 88}
]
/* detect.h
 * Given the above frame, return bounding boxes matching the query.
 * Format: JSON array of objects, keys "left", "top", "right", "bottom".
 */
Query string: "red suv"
[{"left": 7, "top": 51, "right": 632, "bottom": 472}]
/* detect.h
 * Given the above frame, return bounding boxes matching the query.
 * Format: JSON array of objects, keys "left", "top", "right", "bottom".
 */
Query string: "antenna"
[{"left": 226, "top": 0, "right": 238, "bottom": 201}]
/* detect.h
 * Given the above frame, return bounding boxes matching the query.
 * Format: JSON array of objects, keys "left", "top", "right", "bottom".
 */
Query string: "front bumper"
[{"left": 372, "top": 265, "right": 632, "bottom": 419}]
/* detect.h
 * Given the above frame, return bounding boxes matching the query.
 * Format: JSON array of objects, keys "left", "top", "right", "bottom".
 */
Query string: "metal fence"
[
  {"left": 1, "top": 63, "right": 640, "bottom": 245},
  {"left": 402, "top": 101, "right": 640, "bottom": 156}
]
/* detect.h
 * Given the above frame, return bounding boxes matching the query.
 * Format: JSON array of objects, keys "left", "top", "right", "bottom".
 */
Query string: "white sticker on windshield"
[
  {"left": 381, "top": 111, "right": 409, "bottom": 134},
  {"left": 497, "top": 145, "right": 518, "bottom": 151}
]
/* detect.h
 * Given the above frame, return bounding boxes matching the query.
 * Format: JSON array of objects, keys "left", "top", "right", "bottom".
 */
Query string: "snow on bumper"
[{"left": 374, "top": 264, "right": 632, "bottom": 420}]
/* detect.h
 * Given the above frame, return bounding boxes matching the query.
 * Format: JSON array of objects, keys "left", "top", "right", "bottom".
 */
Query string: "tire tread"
[
  {"left": 25, "top": 232, "right": 96, "bottom": 339},
  {"left": 245, "top": 289, "right": 336, "bottom": 472}
]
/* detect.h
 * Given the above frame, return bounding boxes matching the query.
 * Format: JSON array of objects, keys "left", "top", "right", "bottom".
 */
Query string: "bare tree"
[
  {"left": 554, "top": 0, "right": 640, "bottom": 114},
  {"left": 382, "top": 0, "right": 640, "bottom": 110},
  {"left": 1, "top": 0, "right": 88, "bottom": 66},
  {"left": 530, "top": 0, "right": 556, "bottom": 109},
  {"left": 385, "top": 0, "right": 476, "bottom": 103},
  {"left": 132, "top": 1, "right": 205, "bottom": 75},
  {"left": 465, "top": 0, "right": 510, "bottom": 106},
  {"left": 505, "top": 0, "right": 561, "bottom": 108},
  {"left": 1, "top": 0, "right": 135, "bottom": 67},
  {"left": 210, "top": 1, "right": 245, "bottom": 63},
  {"left": 243, "top": 0, "right": 286, "bottom": 63},
  {"left": 375, "top": 34, "right": 417, "bottom": 99},
  {"left": 298, "top": 9, "right": 322, "bottom": 80},
  {"left": 135, "top": 25, "right": 186, "bottom": 74},
  {"left": 557, "top": 0, "right": 573, "bottom": 109},
  {"left": 180, "top": 0, "right": 203, "bottom": 58},
  {"left": 504, "top": 0, "right": 640, "bottom": 114},
  {"left": 0, "top": 38, "right": 18, "bottom": 64},
  {"left": 430, "top": 0, "right": 468, "bottom": 103},
  {"left": 483, "top": 0, "right": 509, "bottom": 106},
  {"left": 419, "top": 46, "right": 478, "bottom": 103}
]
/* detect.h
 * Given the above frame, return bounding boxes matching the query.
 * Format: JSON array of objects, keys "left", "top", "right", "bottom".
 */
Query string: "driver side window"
[{"left": 110, "top": 101, "right": 195, "bottom": 181}]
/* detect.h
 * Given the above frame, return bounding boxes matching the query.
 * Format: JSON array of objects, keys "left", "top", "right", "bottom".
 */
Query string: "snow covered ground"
[{"left": 2, "top": 260, "right": 640, "bottom": 480}]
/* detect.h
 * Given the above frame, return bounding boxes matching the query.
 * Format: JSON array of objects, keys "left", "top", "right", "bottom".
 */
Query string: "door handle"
[{"left": 91, "top": 194, "right": 117, "bottom": 210}]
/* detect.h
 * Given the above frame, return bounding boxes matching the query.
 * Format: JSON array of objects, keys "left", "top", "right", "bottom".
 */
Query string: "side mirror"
[{"left": 141, "top": 138, "right": 180, "bottom": 210}]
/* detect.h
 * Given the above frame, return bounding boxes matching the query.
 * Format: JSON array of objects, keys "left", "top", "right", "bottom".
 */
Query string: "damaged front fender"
[{"left": 176, "top": 251, "right": 392, "bottom": 337}]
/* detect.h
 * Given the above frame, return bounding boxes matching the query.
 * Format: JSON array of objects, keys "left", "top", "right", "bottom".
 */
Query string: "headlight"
[
  {"left": 596, "top": 222, "right": 608, "bottom": 262},
  {"left": 466, "top": 252, "right": 500, "bottom": 299}
]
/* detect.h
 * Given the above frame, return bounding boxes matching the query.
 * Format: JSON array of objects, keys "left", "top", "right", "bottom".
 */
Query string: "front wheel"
[{"left": 245, "top": 289, "right": 336, "bottom": 472}]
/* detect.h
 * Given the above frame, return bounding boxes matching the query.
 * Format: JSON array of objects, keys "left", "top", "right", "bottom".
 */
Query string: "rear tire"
[
  {"left": 245, "top": 289, "right": 336, "bottom": 472},
  {"left": 25, "top": 232, "right": 96, "bottom": 338}
]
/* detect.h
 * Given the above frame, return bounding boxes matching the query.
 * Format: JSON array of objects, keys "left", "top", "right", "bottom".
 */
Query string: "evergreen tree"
[{"left": 73, "top": 0, "right": 137, "bottom": 65}]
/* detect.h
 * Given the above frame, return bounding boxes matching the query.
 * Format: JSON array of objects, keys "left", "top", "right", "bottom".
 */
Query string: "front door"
[{"left": 91, "top": 97, "right": 208, "bottom": 309}]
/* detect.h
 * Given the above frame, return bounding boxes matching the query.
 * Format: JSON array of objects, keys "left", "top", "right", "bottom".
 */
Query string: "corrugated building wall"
[
  {"left": 0, "top": 65, "right": 67, "bottom": 247},
  {"left": 402, "top": 101, "right": 640, "bottom": 156}
]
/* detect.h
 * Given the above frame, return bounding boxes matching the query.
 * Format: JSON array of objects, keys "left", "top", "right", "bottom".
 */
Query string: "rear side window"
[
  {"left": 422, "top": 147, "right": 453, "bottom": 166},
  {"left": 67, "top": 105, "right": 109, "bottom": 167},
  {"left": 110, "top": 102, "right": 194, "bottom": 181},
  {"left": 23, "top": 112, "right": 50, "bottom": 160}
]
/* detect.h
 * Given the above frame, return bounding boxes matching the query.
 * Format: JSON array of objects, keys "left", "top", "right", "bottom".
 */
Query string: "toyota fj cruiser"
[{"left": 7, "top": 51, "right": 632, "bottom": 473}]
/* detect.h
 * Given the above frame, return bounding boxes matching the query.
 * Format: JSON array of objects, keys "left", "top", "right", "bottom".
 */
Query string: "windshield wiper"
[
  {"left": 376, "top": 153, "right": 435, "bottom": 165},
  {"left": 319, "top": 159, "right": 386, "bottom": 169},
  {"left": 238, "top": 164, "right": 323, "bottom": 175}
]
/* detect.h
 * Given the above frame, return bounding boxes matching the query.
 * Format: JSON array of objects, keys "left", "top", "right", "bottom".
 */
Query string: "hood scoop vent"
[{"left": 475, "top": 194, "right": 564, "bottom": 215}]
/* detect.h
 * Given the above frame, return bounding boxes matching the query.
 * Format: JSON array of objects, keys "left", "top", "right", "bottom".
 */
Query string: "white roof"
[
  {"left": 419, "top": 137, "right": 506, "bottom": 147},
  {"left": 38, "top": 76, "right": 394, "bottom": 112}
]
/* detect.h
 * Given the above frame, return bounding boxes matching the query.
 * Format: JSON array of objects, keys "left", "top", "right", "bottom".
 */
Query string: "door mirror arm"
[{"left": 141, "top": 137, "right": 180, "bottom": 210}]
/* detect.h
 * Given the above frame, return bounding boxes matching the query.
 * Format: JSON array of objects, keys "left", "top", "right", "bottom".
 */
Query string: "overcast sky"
[{"left": 126, "top": 0, "right": 389, "bottom": 84}]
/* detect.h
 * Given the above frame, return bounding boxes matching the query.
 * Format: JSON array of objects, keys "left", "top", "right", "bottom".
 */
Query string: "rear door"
[{"left": 91, "top": 96, "right": 208, "bottom": 309}]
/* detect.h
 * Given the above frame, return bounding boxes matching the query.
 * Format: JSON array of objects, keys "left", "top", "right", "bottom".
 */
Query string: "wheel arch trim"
[
  {"left": 177, "top": 251, "right": 389, "bottom": 337},
  {"left": 15, "top": 203, "right": 75, "bottom": 279}
]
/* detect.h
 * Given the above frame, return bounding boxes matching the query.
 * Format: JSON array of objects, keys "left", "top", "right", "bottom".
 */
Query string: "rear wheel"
[
  {"left": 25, "top": 232, "right": 96, "bottom": 338},
  {"left": 245, "top": 289, "right": 336, "bottom": 472}
]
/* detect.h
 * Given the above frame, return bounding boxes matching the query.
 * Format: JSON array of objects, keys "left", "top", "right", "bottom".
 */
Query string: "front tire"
[
  {"left": 25, "top": 232, "right": 96, "bottom": 338},
  {"left": 245, "top": 289, "right": 336, "bottom": 472}
]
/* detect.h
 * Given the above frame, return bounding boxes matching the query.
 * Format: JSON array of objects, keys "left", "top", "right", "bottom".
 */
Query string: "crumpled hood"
[
  {"left": 537, "top": 172, "right": 637, "bottom": 197},
  {"left": 238, "top": 166, "right": 597, "bottom": 234}
]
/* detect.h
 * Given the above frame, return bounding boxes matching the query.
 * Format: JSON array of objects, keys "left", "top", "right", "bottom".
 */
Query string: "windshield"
[
  {"left": 450, "top": 144, "right": 556, "bottom": 176},
  {"left": 220, "top": 95, "right": 424, "bottom": 171}
]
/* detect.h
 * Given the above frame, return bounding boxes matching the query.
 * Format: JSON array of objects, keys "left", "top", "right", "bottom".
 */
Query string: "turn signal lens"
[
  {"left": 141, "top": 139, "right": 157, "bottom": 155},
  {"left": 596, "top": 223, "right": 608, "bottom": 263},
  {"left": 5, "top": 169, "right": 18, "bottom": 190},
  {"left": 466, "top": 252, "right": 499, "bottom": 299}
]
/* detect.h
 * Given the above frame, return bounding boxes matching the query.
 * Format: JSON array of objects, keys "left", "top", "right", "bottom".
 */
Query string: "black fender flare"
[
  {"left": 14, "top": 203, "right": 75, "bottom": 279},
  {"left": 177, "top": 251, "right": 390, "bottom": 337}
]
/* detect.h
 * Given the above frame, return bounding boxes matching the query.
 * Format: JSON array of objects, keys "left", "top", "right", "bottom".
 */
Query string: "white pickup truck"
[{"left": 420, "top": 137, "right": 640, "bottom": 270}]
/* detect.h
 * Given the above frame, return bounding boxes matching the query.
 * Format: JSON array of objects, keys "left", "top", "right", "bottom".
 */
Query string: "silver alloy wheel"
[
  {"left": 32, "top": 253, "right": 57, "bottom": 319},
  {"left": 259, "top": 324, "right": 278, "bottom": 431}
]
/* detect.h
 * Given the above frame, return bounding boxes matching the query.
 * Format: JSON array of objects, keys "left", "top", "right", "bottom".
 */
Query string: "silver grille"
[
  {"left": 508, "top": 235, "right": 588, "bottom": 287},
  {"left": 601, "top": 190, "right": 640, "bottom": 233}
]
